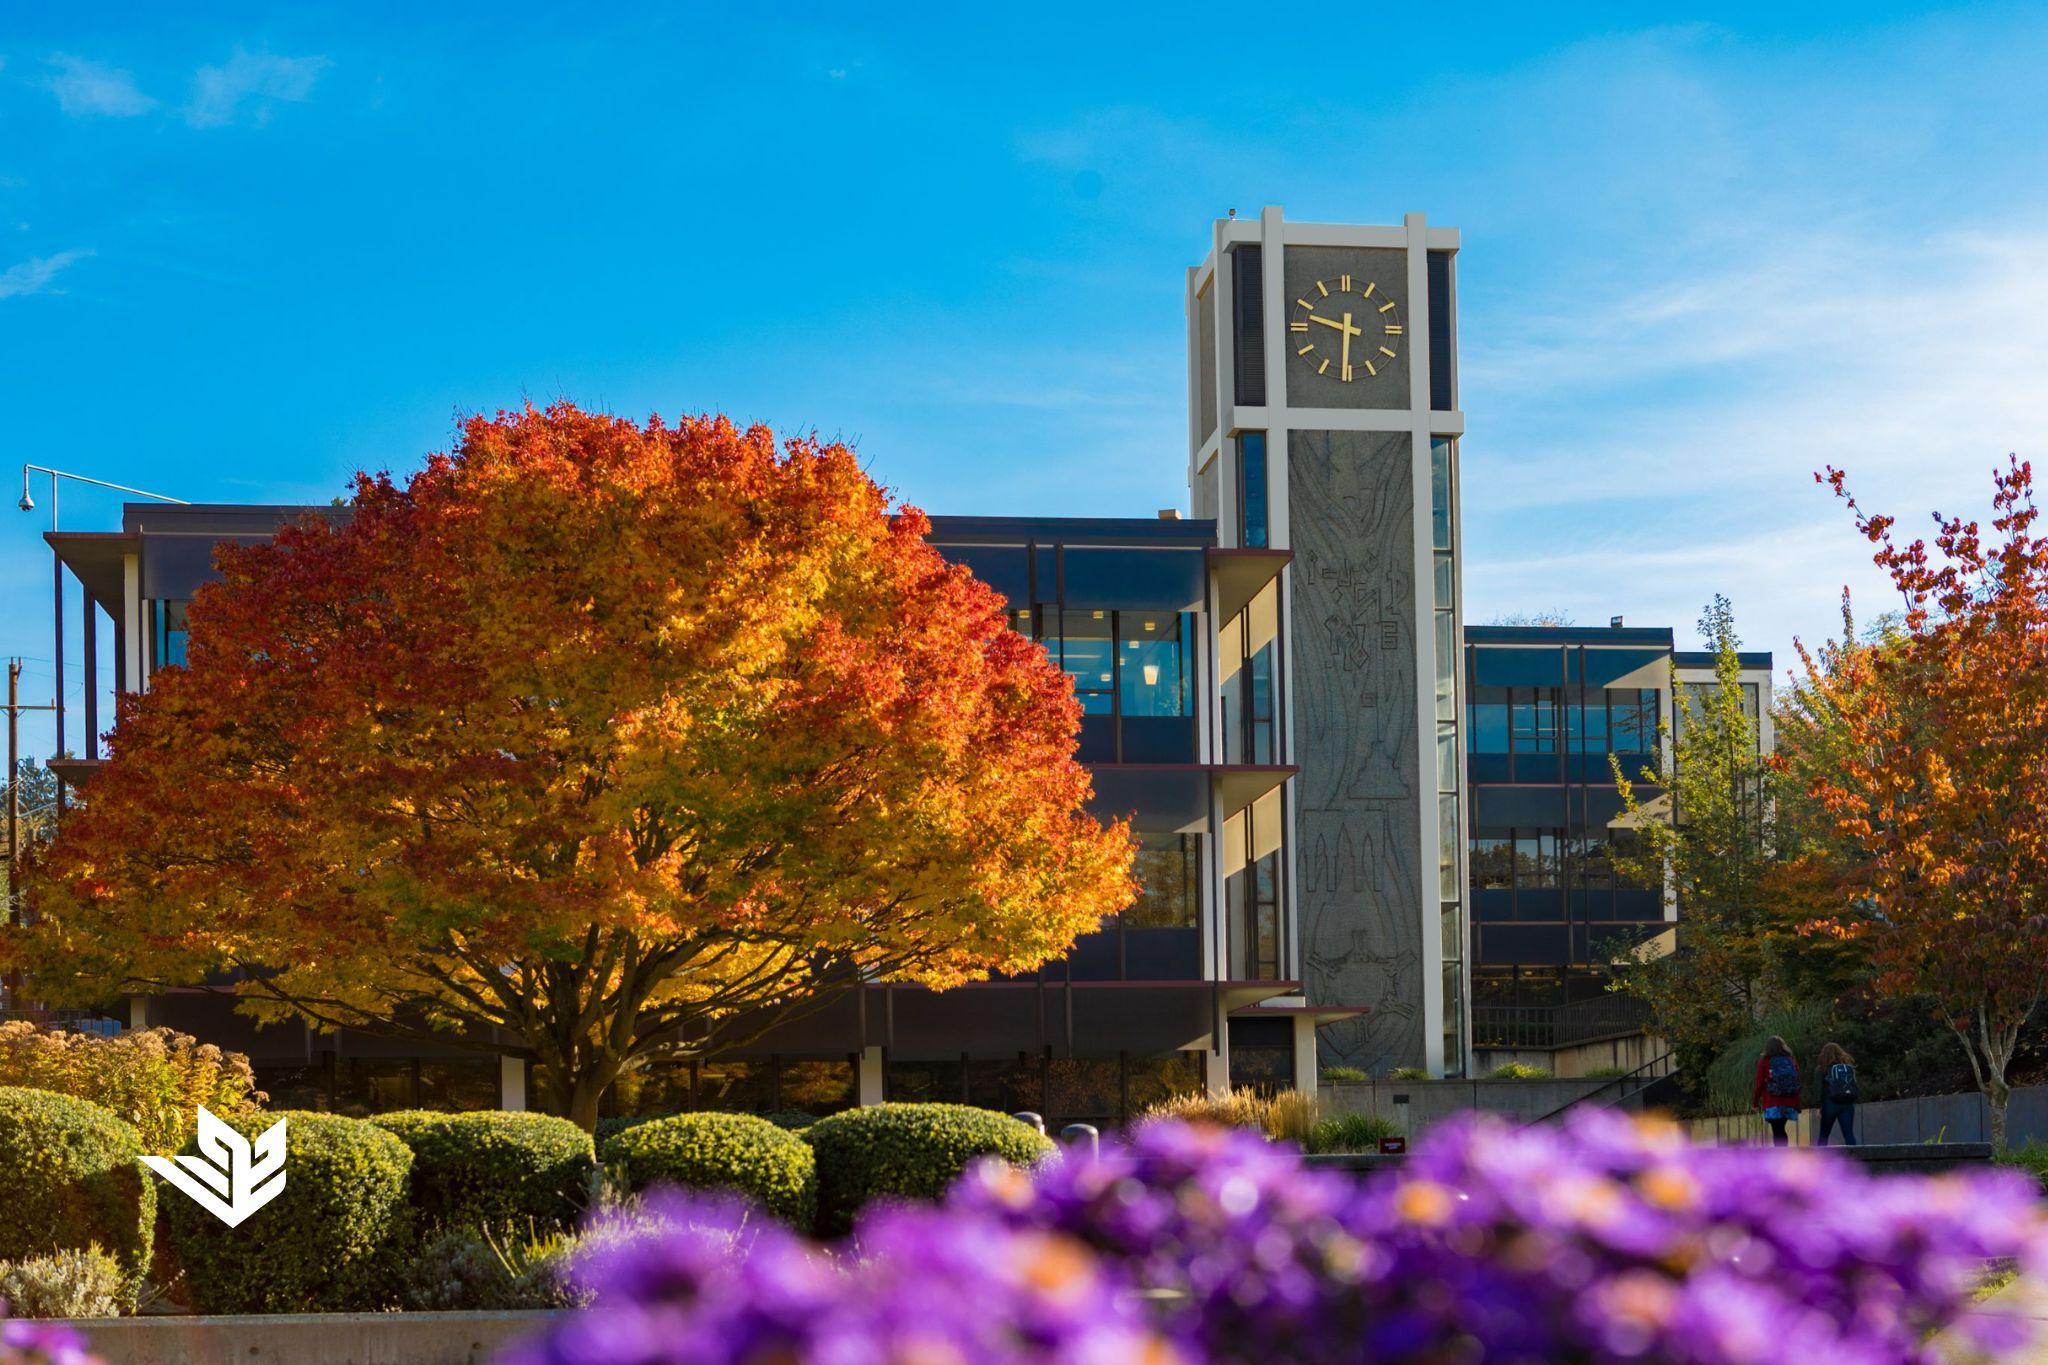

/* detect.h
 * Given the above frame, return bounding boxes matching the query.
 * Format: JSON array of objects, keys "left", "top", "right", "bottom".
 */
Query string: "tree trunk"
[{"left": 1990, "top": 1084, "right": 2010, "bottom": 1153}]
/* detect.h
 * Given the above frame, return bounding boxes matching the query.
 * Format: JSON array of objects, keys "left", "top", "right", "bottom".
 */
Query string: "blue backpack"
[
  {"left": 1766, "top": 1054, "right": 1800, "bottom": 1098},
  {"left": 1825, "top": 1063, "right": 1858, "bottom": 1104}
]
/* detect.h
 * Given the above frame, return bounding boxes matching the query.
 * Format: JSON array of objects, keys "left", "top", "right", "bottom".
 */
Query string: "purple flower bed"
[
  {"left": 507, "top": 1111, "right": 2047, "bottom": 1364},
  {"left": 0, "top": 1319, "right": 95, "bottom": 1365}
]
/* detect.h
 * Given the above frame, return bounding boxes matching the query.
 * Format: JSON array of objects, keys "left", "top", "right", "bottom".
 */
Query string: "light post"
[{"left": 17, "top": 465, "right": 186, "bottom": 808}]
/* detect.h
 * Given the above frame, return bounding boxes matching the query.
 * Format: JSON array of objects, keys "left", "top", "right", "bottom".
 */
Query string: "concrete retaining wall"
[
  {"left": 64, "top": 1311, "right": 556, "bottom": 1365},
  {"left": 1474, "top": 1032, "right": 1669, "bottom": 1080},
  {"left": 1319, "top": 1078, "right": 1613, "bottom": 1134},
  {"left": 1688, "top": 1082, "right": 2048, "bottom": 1148}
]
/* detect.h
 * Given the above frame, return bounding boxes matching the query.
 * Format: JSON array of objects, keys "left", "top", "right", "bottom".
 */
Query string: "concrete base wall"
[
  {"left": 65, "top": 1312, "right": 556, "bottom": 1365},
  {"left": 1474, "top": 1032, "right": 1669, "bottom": 1080},
  {"left": 1687, "top": 1082, "right": 2048, "bottom": 1148},
  {"left": 1319, "top": 1077, "right": 1613, "bottom": 1134}
]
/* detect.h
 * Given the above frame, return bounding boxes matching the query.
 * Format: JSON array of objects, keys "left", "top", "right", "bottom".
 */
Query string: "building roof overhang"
[
  {"left": 1208, "top": 547, "right": 1291, "bottom": 623},
  {"left": 1087, "top": 763, "right": 1295, "bottom": 833},
  {"left": 44, "top": 531, "right": 136, "bottom": 609}
]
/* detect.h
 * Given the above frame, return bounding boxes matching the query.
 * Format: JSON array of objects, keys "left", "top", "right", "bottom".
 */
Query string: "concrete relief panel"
[
  {"left": 1288, "top": 430, "right": 1425, "bottom": 1071},
  {"left": 1281, "top": 246, "right": 1410, "bottom": 411}
]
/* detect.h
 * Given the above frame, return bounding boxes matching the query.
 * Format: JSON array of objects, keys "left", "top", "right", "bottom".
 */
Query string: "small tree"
[
  {"left": 1610, "top": 596, "right": 1781, "bottom": 1083},
  {"left": 11, "top": 406, "right": 1135, "bottom": 1129},
  {"left": 1797, "top": 458, "right": 2048, "bottom": 1149}
]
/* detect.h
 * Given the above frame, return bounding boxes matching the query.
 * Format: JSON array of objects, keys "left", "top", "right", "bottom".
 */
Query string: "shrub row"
[{"left": 0, "top": 1084, "right": 1056, "bottom": 1315}]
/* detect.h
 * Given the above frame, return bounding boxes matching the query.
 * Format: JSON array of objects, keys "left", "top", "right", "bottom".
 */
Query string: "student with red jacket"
[{"left": 1752, "top": 1035, "right": 1802, "bottom": 1146}]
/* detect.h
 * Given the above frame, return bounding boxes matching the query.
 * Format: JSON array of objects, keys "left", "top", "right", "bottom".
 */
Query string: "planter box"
[{"left": 63, "top": 1310, "right": 559, "bottom": 1365}]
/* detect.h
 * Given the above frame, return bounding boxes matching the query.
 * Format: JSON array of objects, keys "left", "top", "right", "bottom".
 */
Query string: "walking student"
[
  {"left": 1816, "top": 1042, "right": 1860, "bottom": 1146},
  {"left": 1752, "top": 1035, "right": 1802, "bottom": 1147}
]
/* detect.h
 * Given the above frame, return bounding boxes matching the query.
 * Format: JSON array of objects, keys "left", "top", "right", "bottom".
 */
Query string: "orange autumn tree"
[
  {"left": 14, "top": 406, "right": 1135, "bottom": 1129},
  {"left": 1801, "top": 457, "right": 2048, "bottom": 1149}
]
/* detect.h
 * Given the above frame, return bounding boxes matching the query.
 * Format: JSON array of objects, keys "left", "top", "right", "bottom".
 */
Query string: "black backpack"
[{"left": 1825, "top": 1062, "right": 1858, "bottom": 1104}]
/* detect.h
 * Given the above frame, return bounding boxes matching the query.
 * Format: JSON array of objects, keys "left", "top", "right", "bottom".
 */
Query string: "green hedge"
[
  {"left": 162, "top": 1111, "right": 412, "bottom": 1313},
  {"left": 804, "top": 1103, "right": 1053, "bottom": 1236},
  {"left": 0, "top": 1087, "right": 154, "bottom": 1307},
  {"left": 371, "top": 1110, "right": 594, "bottom": 1232},
  {"left": 601, "top": 1112, "right": 816, "bottom": 1227}
]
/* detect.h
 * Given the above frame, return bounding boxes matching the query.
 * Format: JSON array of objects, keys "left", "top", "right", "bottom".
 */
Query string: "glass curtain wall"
[
  {"left": 1431, "top": 438, "right": 1466, "bottom": 1076},
  {"left": 1223, "top": 788, "right": 1285, "bottom": 979},
  {"left": 1219, "top": 581, "right": 1279, "bottom": 765}
]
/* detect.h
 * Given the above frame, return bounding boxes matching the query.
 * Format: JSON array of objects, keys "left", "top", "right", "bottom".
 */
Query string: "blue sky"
[{"left": 5, "top": 3, "right": 2047, "bottom": 759}]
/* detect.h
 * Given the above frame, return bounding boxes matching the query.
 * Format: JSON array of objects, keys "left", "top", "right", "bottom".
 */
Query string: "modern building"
[
  {"left": 1463, "top": 624, "right": 1773, "bottom": 1072},
  {"left": 26, "top": 207, "right": 1767, "bottom": 1123}
]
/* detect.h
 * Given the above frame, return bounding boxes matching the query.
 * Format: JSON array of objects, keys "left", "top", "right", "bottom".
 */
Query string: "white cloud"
[
  {"left": 0, "top": 248, "right": 92, "bottom": 300},
  {"left": 185, "top": 49, "right": 329, "bottom": 128},
  {"left": 44, "top": 54, "right": 156, "bottom": 117}
]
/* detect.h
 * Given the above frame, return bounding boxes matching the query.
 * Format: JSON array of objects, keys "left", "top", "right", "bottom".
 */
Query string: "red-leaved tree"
[
  {"left": 12, "top": 406, "right": 1135, "bottom": 1128},
  {"left": 1801, "top": 457, "right": 2048, "bottom": 1148}
]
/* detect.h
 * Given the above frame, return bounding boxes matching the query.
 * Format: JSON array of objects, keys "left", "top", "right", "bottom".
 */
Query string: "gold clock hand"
[
  {"left": 1309, "top": 314, "right": 1362, "bottom": 336},
  {"left": 1341, "top": 312, "right": 1353, "bottom": 377}
]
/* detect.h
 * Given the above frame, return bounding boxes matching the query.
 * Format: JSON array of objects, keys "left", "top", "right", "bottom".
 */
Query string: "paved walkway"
[{"left": 1941, "top": 1276, "right": 2048, "bottom": 1362}]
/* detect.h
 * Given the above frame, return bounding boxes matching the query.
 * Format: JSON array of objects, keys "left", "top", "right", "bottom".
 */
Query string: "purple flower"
[{"left": 1, "top": 1317, "right": 99, "bottom": 1365}]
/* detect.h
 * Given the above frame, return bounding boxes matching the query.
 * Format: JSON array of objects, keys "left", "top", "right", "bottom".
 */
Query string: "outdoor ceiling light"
[{"left": 1143, "top": 664, "right": 1160, "bottom": 686}]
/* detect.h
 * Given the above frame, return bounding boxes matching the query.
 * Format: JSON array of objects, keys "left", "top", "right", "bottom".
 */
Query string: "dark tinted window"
[
  {"left": 1427, "top": 250, "right": 1454, "bottom": 411},
  {"left": 1232, "top": 245, "right": 1265, "bottom": 407}
]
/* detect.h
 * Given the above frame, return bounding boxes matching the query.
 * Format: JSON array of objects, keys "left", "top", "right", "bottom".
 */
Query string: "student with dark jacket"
[
  {"left": 1815, "top": 1041, "right": 1860, "bottom": 1146},
  {"left": 1752, "top": 1035, "right": 1801, "bottom": 1147}
]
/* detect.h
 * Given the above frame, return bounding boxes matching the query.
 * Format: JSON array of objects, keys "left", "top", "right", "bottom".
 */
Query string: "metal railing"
[
  {"left": 1471, "top": 995, "right": 1653, "bottom": 1050},
  {"left": 1528, "top": 1048, "right": 1679, "bottom": 1126}
]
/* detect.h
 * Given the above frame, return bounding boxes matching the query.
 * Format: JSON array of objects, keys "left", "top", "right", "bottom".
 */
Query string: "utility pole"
[{"left": 3, "top": 659, "right": 56, "bottom": 927}]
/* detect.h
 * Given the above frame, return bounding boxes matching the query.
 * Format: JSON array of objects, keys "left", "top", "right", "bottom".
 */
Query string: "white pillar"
[
  {"left": 499, "top": 1055, "right": 526, "bottom": 1112},
  {"left": 1292, "top": 1013, "right": 1318, "bottom": 1093},
  {"left": 857, "top": 1046, "right": 885, "bottom": 1106},
  {"left": 127, "top": 995, "right": 148, "bottom": 1030},
  {"left": 1204, "top": 1032, "right": 1231, "bottom": 1097}
]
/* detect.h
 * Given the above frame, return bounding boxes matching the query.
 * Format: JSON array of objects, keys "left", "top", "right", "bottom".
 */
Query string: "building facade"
[{"left": 29, "top": 207, "right": 1770, "bottom": 1123}]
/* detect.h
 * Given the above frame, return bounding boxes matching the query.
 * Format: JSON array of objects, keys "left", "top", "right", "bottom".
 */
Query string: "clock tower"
[{"left": 1187, "top": 208, "right": 1468, "bottom": 1077}]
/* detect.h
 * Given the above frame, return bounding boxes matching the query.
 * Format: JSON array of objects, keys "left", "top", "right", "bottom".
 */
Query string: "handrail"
[{"left": 1525, "top": 1049, "right": 1677, "bottom": 1126}]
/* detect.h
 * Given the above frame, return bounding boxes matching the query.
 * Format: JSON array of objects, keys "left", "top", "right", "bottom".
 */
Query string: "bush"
[
  {"left": 162, "top": 1111, "right": 411, "bottom": 1313},
  {"left": 402, "top": 1225, "right": 580, "bottom": 1311},
  {"left": 1134, "top": 1087, "right": 1323, "bottom": 1143},
  {"left": 602, "top": 1112, "right": 816, "bottom": 1227},
  {"left": 804, "top": 1103, "right": 1053, "bottom": 1236},
  {"left": 0, "top": 1087, "right": 154, "bottom": 1305},
  {"left": 1995, "top": 1138, "right": 2048, "bottom": 1195},
  {"left": 1486, "top": 1062, "right": 1553, "bottom": 1080},
  {"left": 371, "top": 1110, "right": 594, "bottom": 1233},
  {"left": 1321, "top": 1066, "right": 1369, "bottom": 1084},
  {"left": 0, "top": 1246, "right": 125, "bottom": 1319},
  {"left": 761, "top": 1110, "right": 817, "bottom": 1131},
  {"left": 1386, "top": 1066, "right": 1432, "bottom": 1081},
  {"left": 1306, "top": 1111, "right": 1402, "bottom": 1154},
  {"left": 0, "top": 1023, "right": 259, "bottom": 1154}
]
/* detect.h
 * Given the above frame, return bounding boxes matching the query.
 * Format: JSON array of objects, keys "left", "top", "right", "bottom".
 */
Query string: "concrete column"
[
  {"left": 498, "top": 1055, "right": 526, "bottom": 1112},
  {"left": 1291, "top": 1013, "right": 1318, "bottom": 1093},
  {"left": 127, "top": 995, "right": 148, "bottom": 1030},
  {"left": 857, "top": 1046, "right": 885, "bottom": 1106},
  {"left": 1204, "top": 1032, "right": 1231, "bottom": 1097}
]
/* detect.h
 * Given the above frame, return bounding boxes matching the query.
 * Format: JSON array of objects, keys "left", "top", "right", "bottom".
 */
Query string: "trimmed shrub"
[
  {"left": 602, "top": 1112, "right": 816, "bottom": 1227},
  {"left": 1135, "top": 1087, "right": 1323, "bottom": 1144},
  {"left": 0, "top": 1087, "right": 154, "bottom": 1305},
  {"left": 761, "top": 1110, "right": 818, "bottom": 1131},
  {"left": 1321, "top": 1066, "right": 1370, "bottom": 1084},
  {"left": 1995, "top": 1138, "right": 2048, "bottom": 1195},
  {"left": 0, "top": 1246, "right": 125, "bottom": 1319},
  {"left": 1386, "top": 1066, "right": 1432, "bottom": 1082},
  {"left": 0, "top": 1023, "right": 260, "bottom": 1154},
  {"left": 371, "top": 1110, "right": 594, "bottom": 1232},
  {"left": 1486, "top": 1062, "right": 1553, "bottom": 1081},
  {"left": 804, "top": 1103, "right": 1053, "bottom": 1236},
  {"left": 1307, "top": 1111, "right": 1403, "bottom": 1154},
  {"left": 402, "top": 1225, "right": 580, "bottom": 1311},
  {"left": 162, "top": 1111, "right": 411, "bottom": 1313}
]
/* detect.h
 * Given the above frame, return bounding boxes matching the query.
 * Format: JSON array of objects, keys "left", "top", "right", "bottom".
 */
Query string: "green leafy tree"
[{"left": 1610, "top": 596, "right": 1780, "bottom": 1088}]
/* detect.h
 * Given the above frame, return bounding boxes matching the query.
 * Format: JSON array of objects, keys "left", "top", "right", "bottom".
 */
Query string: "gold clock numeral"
[
  {"left": 1379, "top": 301, "right": 1396, "bottom": 313},
  {"left": 1316, "top": 281, "right": 1329, "bottom": 297},
  {"left": 1339, "top": 274, "right": 1352, "bottom": 291},
  {"left": 1379, "top": 346, "right": 1397, "bottom": 358},
  {"left": 1318, "top": 358, "right": 1330, "bottom": 374},
  {"left": 1366, "top": 360, "right": 1378, "bottom": 376},
  {"left": 1296, "top": 298, "right": 1314, "bottom": 311},
  {"left": 1384, "top": 324, "right": 1404, "bottom": 335},
  {"left": 1342, "top": 364, "right": 1353, "bottom": 381},
  {"left": 1362, "top": 282, "right": 1376, "bottom": 298},
  {"left": 1297, "top": 344, "right": 1314, "bottom": 356},
  {"left": 1289, "top": 321, "right": 1308, "bottom": 332}
]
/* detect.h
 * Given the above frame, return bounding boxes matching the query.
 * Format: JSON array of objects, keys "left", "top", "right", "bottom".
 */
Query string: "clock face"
[{"left": 1289, "top": 274, "right": 1402, "bottom": 383}]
